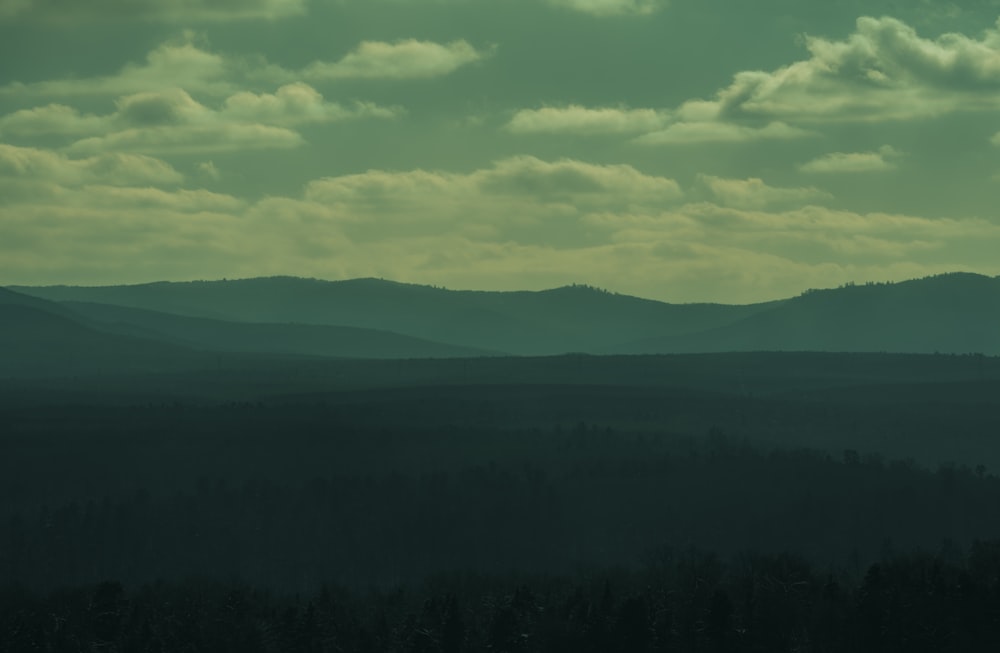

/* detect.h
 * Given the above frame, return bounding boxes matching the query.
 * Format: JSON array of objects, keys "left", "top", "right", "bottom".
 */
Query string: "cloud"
[
  {"left": 3, "top": 151, "right": 999, "bottom": 302},
  {"left": 59, "top": 86, "right": 306, "bottom": 154},
  {"left": 706, "top": 16, "right": 1000, "bottom": 123},
  {"left": 0, "top": 85, "right": 398, "bottom": 154},
  {"left": 0, "top": 104, "right": 110, "bottom": 137},
  {"left": 799, "top": 145, "right": 902, "bottom": 173},
  {"left": 0, "top": 0, "right": 306, "bottom": 22},
  {"left": 305, "top": 156, "right": 683, "bottom": 232},
  {"left": 197, "top": 161, "right": 221, "bottom": 181},
  {"left": 992, "top": 131, "right": 1000, "bottom": 145},
  {"left": 0, "top": 143, "right": 183, "bottom": 189},
  {"left": 635, "top": 120, "right": 813, "bottom": 144},
  {"left": 297, "top": 39, "right": 491, "bottom": 81},
  {"left": 506, "top": 105, "right": 670, "bottom": 134},
  {"left": 221, "top": 83, "right": 402, "bottom": 124},
  {"left": 1, "top": 35, "right": 490, "bottom": 102},
  {"left": 67, "top": 123, "right": 304, "bottom": 156},
  {"left": 699, "top": 175, "right": 832, "bottom": 209},
  {"left": 546, "top": 0, "right": 666, "bottom": 16},
  {"left": 0, "top": 35, "right": 233, "bottom": 98},
  {"left": 507, "top": 17, "right": 1000, "bottom": 147}
]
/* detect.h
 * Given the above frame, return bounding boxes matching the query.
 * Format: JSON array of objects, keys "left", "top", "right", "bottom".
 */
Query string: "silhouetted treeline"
[
  {"left": 4, "top": 427, "right": 1000, "bottom": 592},
  {"left": 4, "top": 542, "right": 1000, "bottom": 652}
]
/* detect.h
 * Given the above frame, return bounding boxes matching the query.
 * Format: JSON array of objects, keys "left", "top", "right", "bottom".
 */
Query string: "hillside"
[
  {"left": 13, "top": 277, "right": 773, "bottom": 355},
  {"left": 623, "top": 273, "right": 1000, "bottom": 355},
  {"left": 0, "top": 302, "right": 213, "bottom": 378},
  {"left": 12, "top": 272, "right": 1000, "bottom": 356},
  {"left": 62, "top": 301, "right": 493, "bottom": 359}
]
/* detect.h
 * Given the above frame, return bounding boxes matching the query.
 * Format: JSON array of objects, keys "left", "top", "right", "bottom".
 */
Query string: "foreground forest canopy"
[
  {"left": 4, "top": 274, "right": 1000, "bottom": 649},
  {"left": 6, "top": 542, "right": 1000, "bottom": 653}
]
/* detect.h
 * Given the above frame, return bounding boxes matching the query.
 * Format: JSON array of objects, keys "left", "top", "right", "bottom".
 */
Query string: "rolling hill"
[
  {"left": 0, "top": 297, "right": 212, "bottom": 378},
  {"left": 626, "top": 272, "right": 1000, "bottom": 355},
  {"left": 61, "top": 301, "right": 492, "bottom": 359},
  {"left": 11, "top": 272, "right": 1000, "bottom": 356},
  {"left": 12, "top": 277, "right": 774, "bottom": 355}
]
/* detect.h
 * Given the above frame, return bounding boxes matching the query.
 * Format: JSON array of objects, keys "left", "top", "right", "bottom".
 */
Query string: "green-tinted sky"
[{"left": 1, "top": 0, "right": 999, "bottom": 302}]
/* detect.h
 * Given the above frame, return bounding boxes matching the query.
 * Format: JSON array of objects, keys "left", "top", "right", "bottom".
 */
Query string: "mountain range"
[{"left": 3, "top": 272, "right": 999, "bottom": 378}]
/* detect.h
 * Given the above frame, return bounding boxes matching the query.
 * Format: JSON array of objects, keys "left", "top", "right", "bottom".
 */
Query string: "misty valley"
[{"left": 1, "top": 274, "right": 999, "bottom": 651}]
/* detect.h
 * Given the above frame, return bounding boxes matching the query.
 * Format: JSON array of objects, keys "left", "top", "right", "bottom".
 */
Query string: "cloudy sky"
[{"left": 1, "top": 0, "right": 999, "bottom": 302}]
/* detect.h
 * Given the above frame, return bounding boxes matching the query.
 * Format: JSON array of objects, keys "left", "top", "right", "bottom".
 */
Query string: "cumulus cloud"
[
  {"left": 67, "top": 123, "right": 304, "bottom": 156},
  {"left": 3, "top": 151, "right": 998, "bottom": 302},
  {"left": 295, "top": 39, "right": 492, "bottom": 81},
  {"left": 0, "top": 0, "right": 306, "bottom": 22},
  {"left": 0, "top": 104, "right": 110, "bottom": 137},
  {"left": 546, "top": 0, "right": 666, "bottom": 16},
  {"left": 635, "top": 120, "right": 814, "bottom": 144},
  {"left": 506, "top": 105, "right": 669, "bottom": 134},
  {"left": 0, "top": 143, "right": 183, "bottom": 188},
  {"left": 0, "top": 85, "right": 398, "bottom": 154},
  {"left": 699, "top": 175, "right": 832, "bottom": 209},
  {"left": 508, "top": 16, "right": 1000, "bottom": 147},
  {"left": 222, "top": 83, "right": 402, "bottom": 124},
  {"left": 1, "top": 35, "right": 487, "bottom": 101},
  {"left": 799, "top": 145, "right": 902, "bottom": 173},
  {"left": 706, "top": 16, "right": 1000, "bottom": 123},
  {"left": 0, "top": 36, "right": 233, "bottom": 98},
  {"left": 305, "top": 156, "right": 683, "bottom": 228}
]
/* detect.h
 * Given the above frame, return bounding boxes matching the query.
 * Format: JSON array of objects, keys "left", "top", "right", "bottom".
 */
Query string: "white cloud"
[
  {"left": 59, "top": 87, "right": 302, "bottom": 153},
  {"left": 707, "top": 16, "right": 1000, "bottom": 123},
  {"left": 0, "top": 143, "right": 183, "bottom": 188},
  {"left": 0, "top": 36, "right": 233, "bottom": 98},
  {"left": 506, "top": 105, "right": 669, "bottom": 134},
  {"left": 0, "top": 85, "right": 398, "bottom": 154},
  {"left": 221, "top": 83, "right": 402, "bottom": 124},
  {"left": 635, "top": 120, "right": 813, "bottom": 145},
  {"left": 799, "top": 146, "right": 902, "bottom": 173},
  {"left": 699, "top": 175, "right": 832, "bottom": 209},
  {"left": 3, "top": 152, "right": 999, "bottom": 302},
  {"left": 1, "top": 35, "right": 486, "bottom": 102},
  {"left": 0, "top": 0, "right": 306, "bottom": 22},
  {"left": 197, "top": 161, "right": 221, "bottom": 181},
  {"left": 0, "top": 104, "right": 110, "bottom": 137},
  {"left": 546, "top": 0, "right": 666, "bottom": 16},
  {"left": 297, "top": 39, "right": 491, "bottom": 81},
  {"left": 305, "top": 156, "right": 683, "bottom": 230},
  {"left": 67, "top": 123, "right": 304, "bottom": 156}
]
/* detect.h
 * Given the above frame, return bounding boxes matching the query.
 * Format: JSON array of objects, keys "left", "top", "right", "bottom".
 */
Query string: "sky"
[{"left": 1, "top": 0, "right": 999, "bottom": 303}]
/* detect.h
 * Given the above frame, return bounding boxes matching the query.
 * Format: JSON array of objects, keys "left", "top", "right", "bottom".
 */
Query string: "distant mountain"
[
  {"left": 12, "top": 273, "right": 1000, "bottom": 357},
  {"left": 0, "top": 299, "right": 212, "bottom": 378},
  {"left": 61, "top": 301, "right": 492, "bottom": 359},
  {"left": 13, "top": 277, "right": 773, "bottom": 355},
  {"left": 626, "top": 273, "right": 1000, "bottom": 355}
]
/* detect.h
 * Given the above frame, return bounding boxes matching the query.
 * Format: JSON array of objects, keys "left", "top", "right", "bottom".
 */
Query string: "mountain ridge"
[{"left": 8, "top": 271, "right": 1000, "bottom": 358}]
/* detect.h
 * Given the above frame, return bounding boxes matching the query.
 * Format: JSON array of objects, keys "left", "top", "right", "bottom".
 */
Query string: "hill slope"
[
  {"left": 0, "top": 301, "right": 214, "bottom": 378},
  {"left": 627, "top": 273, "right": 1000, "bottom": 355},
  {"left": 13, "top": 278, "right": 772, "bottom": 355},
  {"left": 62, "top": 301, "right": 493, "bottom": 359}
]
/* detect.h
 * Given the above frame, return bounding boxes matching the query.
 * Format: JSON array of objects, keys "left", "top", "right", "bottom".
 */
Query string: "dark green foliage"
[
  {"left": 4, "top": 546, "right": 1000, "bottom": 652},
  {"left": 3, "top": 420, "right": 1000, "bottom": 592}
]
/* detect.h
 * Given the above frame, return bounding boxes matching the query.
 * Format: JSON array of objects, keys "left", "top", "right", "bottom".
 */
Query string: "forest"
[{"left": 3, "top": 349, "right": 1000, "bottom": 650}]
